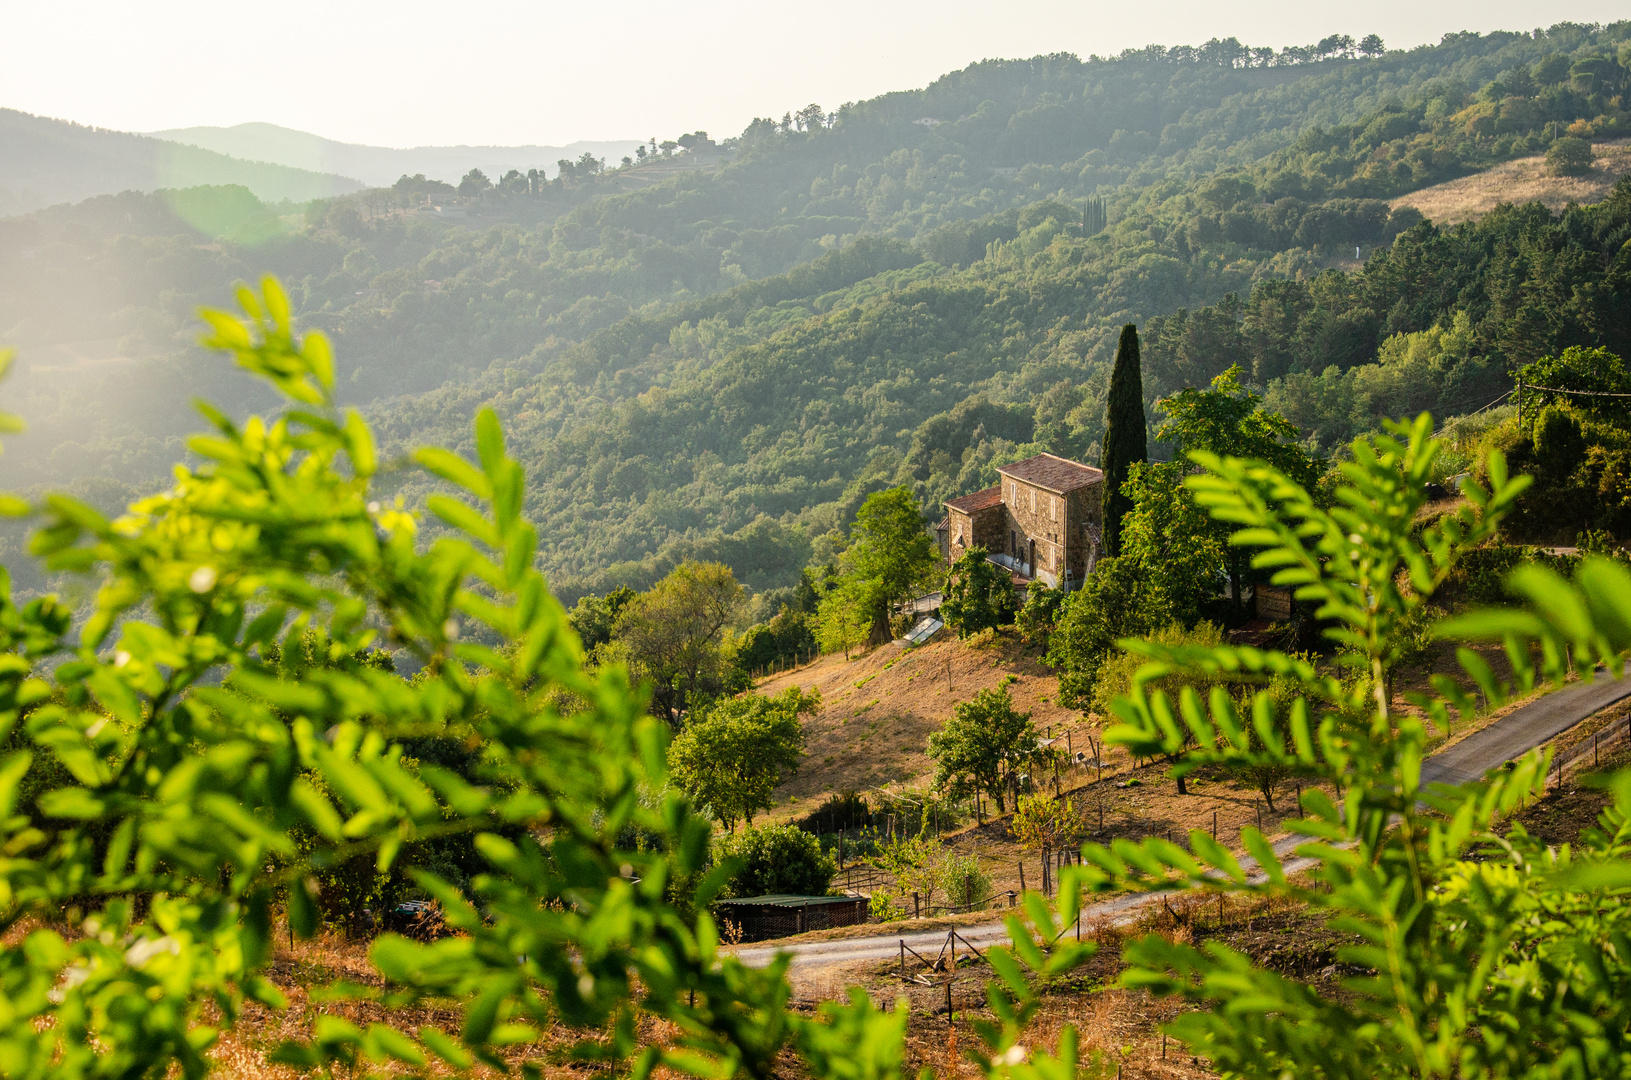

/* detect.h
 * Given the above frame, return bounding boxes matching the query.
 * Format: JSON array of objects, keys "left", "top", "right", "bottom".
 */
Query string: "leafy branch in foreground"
[
  {"left": 1056, "top": 414, "right": 1631, "bottom": 1078},
  {"left": 0, "top": 278, "right": 1098, "bottom": 1080}
]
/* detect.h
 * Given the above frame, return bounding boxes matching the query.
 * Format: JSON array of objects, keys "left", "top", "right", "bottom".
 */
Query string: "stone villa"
[{"left": 937, "top": 453, "right": 1105, "bottom": 591}]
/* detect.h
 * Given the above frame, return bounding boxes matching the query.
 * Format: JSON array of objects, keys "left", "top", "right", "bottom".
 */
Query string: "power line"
[
  {"left": 1434, "top": 390, "right": 1511, "bottom": 438},
  {"left": 1520, "top": 382, "right": 1631, "bottom": 399}
]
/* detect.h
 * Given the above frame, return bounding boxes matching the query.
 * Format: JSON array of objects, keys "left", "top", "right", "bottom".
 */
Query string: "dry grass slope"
[{"left": 1392, "top": 139, "right": 1631, "bottom": 225}]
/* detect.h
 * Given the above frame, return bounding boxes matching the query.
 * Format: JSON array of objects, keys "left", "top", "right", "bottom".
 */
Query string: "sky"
[{"left": 1, "top": 0, "right": 1624, "bottom": 148}]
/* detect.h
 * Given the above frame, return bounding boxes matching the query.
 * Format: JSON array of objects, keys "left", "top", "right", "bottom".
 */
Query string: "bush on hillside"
[
  {"left": 795, "top": 791, "right": 874, "bottom": 834},
  {"left": 1545, "top": 136, "right": 1594, "bottom": 176},
  {"left": 1016, "top": 580, "right": 1065, "bottom": 648},
  {"left": 939, "top": 854, "right": 993, "bottom": 910},
  {"left": 717, "top": 824, "right": 836, "bottom": 897}
]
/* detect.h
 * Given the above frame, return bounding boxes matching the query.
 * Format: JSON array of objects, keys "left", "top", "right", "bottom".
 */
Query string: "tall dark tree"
[{"left": 1100, "top": 323, "right": 1147, "bottom": 556}]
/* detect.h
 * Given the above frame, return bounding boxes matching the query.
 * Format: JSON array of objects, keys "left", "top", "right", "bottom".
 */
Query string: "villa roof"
[
  {"left": 995, "top": 453, "right": 1103, "bottom": 494},
  {"left": 945, "top": 485, "right": 1003, "bottom": 514}
]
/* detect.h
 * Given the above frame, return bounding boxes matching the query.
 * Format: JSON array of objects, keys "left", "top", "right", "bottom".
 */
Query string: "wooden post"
[
  {"left": 1213, "top": 809, "right": 1218, "bottom": 838},
  {"left": 900, "top": 940, "right": 906, "bottom": 976},
  {"left": 913, "top": 892, "right": 920, "bottom": 918},
  {"left": 1019, "top": 860, "right": 1026, "bottom": 893},
  {"left": 945, "top": 977, "right": 953, "bottom": 1024}
]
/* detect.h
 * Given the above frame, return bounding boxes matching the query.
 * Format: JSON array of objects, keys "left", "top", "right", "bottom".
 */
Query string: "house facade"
[{"left": 938, "top": 453, "right": 1105, "bottom": 591}]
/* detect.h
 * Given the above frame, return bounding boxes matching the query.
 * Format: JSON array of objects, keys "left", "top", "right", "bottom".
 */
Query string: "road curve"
[{"left": 733, "top": 673, "right": 1631, "bottom": 970}]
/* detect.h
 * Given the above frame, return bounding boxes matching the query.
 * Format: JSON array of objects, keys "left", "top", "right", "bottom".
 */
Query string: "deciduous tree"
[
  {"left": 669, "top": 687, "right": 817, "bottom": 829},
  {"left": 842, "top": 486, "right": 937, "bottom": 646},
  {"left": 941, "top": 545, "right": 1016, "bottom": 636},
  {"left": 927, "top": 686, "right": 1050, "bottom": 815},
  {"left": 615, "top": 559, "right": 743, "bottom": 726}
]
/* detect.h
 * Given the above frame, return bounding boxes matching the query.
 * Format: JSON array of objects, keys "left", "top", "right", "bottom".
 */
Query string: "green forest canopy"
[{"left": 2, "top": 21, "right": 1629, "bottom": 602}]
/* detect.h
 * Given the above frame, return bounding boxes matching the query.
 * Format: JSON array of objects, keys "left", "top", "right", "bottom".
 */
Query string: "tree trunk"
[{"left": 868, "top": 605, "right": 892, "bottom": 647}]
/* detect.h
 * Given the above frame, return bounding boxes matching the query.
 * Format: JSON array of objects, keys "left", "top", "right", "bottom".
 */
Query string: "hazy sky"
[{"left": 2, "top": 0, "right": 1623, "bottom": 148}]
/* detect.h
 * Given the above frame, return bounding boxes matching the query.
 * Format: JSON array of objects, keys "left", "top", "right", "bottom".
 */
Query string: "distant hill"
[
  {"left": 0, "top": 109, "right": 363, "bottom": 216},
  {"left": 147, "top": 122, "right": 645, "bottom": 187}
]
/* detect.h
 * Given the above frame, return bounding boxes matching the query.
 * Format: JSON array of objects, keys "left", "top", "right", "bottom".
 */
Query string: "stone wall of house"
[
  {"left": 946, "top": 505, "right": 1005, "bottom": 565},
  {"left": 1063, "top": 484, "right": 1103, "bottom": 583},
  {"left": 995, "top": 475, "right": 1103, "bottom": 586}
]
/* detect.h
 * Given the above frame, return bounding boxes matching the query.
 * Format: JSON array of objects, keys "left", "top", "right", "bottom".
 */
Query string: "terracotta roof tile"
[
  {"left": 995, "top": 453, "right": 1103, "bottom": 493},
  {"left": 945, "top": 485, "right": 1003, "bottom": 513}
]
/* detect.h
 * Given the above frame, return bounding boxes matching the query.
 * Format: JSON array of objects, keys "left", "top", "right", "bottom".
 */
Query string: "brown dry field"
[
  {"left": 1393, "top": 138, "right": 1631, "bottom": 224},
  {"left": 749, "top": 622, "right": 1538, "bottom": 913}
]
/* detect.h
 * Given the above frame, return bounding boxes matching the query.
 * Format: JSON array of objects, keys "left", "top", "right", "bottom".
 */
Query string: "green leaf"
[
  {"left": 475, "top": 408, "right": 506, "bottom": 480},
  {"left": 414, "top": 447, "right": 491, "bottom": 497},
  {"left": 289, "top": 877, "right": 320, "bottom": 939}
]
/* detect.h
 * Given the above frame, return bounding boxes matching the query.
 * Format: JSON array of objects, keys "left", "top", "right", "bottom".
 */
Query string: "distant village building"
[{"left": 938, "top": 453, "right": 1104, "bottom": 592}]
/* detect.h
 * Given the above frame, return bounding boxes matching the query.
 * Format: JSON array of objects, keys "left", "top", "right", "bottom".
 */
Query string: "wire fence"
[{"left": 1548, "top": 700, "right": 1631, "bottom": 786}]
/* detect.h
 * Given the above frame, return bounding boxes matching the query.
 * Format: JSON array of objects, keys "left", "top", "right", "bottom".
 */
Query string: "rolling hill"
[{"left": 0, "top": 109, "right": 363, "bottom": 215}]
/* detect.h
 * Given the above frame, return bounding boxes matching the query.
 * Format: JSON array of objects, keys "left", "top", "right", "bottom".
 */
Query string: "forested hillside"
[{"left": 3, "top": 21, "right": 1629, "bottom": 600}]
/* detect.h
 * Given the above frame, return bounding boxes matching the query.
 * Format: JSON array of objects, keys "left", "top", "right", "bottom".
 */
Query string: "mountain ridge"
[
  {"left": 147, "top": 122, "right": 646, "bottom": 186},
  {"left": 0, "top": 109, "right": 363, "bottom": 215}
]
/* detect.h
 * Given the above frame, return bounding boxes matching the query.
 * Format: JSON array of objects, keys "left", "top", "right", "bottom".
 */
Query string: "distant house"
[{"left": 939, "top": 453, "right": 1104, "bottom": 592}]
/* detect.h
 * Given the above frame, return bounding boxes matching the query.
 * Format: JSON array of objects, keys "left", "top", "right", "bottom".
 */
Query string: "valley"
[{"left": 5, "top": 16, "right": 1631, "bottom": 1080}]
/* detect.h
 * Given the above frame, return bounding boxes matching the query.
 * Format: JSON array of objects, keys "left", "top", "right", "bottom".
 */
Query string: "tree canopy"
[
  {"left": 613, "top": 559, "right": 744, "bottom": 726},
  {"left": 926, "top": 686, "right": 1051, "bottom": 815},
  {"left": 668, "top": 686, "right": 818, "bottom": 829},
  {"left": 838, "top": 486, "right": 937, "bottom": 646}
]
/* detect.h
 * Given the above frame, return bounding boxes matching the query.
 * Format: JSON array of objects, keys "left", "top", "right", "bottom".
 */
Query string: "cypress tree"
[{"left": 1100, "top": 323, "right": 1147, "bottom": 557}]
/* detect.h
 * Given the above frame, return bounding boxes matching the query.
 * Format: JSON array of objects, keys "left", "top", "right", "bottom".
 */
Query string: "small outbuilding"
[{"left": 713, "top": 895, "right": 869, "bottom": 942}]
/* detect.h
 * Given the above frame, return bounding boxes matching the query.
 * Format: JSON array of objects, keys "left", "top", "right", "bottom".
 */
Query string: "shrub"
[
  {"left": 1015, "top": 580, "right": 1065, "bottom": 648},
  {"left": 939, "top": 854, "right": 993, "bottom": 910},
  {"left": 1545, "top": 136, "right": 1593, "bottom": 176},
  {"left": 718, "top": 823, "right": 836, "bottom": 897},
  {"left": 794, "top": 790, "right": 874, "bottom": 834},
  {"left": 1533, "top": 406, "right": 1587, "bottom": 475}
]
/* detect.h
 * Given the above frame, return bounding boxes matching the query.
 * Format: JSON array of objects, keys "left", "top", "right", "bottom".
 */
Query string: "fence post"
[
  {"left": 1018, "top": 860, "right": 1026, "bottom": 893},
  {"left": 1212, "top": 809, "right": 1218, "bottom": 839},
  {"left": 914, "top": 892, "right": 920, "bottom": 918}
]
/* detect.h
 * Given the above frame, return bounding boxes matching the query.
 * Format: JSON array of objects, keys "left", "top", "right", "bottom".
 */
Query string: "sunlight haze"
[{"left": 3, "top": 0, "right": 1626, "bottom": 145}]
